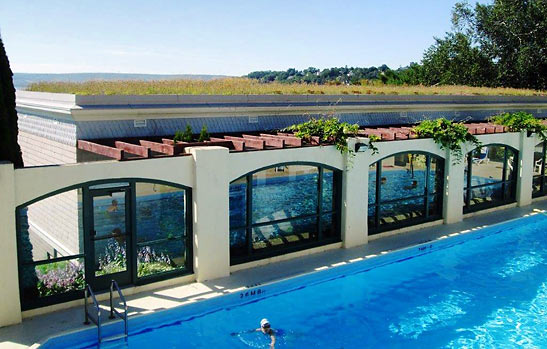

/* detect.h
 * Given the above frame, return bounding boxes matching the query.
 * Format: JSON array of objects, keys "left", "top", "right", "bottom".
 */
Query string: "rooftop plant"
[
  {"left": 490, "top": 112, "right": 547, "bottom": 141},
  {"left": 285, "top": 117, "right": 359, "bottom": 156},
  {"left": 174, "top": 124, "right": 193, "bottom": 142},
  {"left": 198, "top": 125, "right": 210, "bottom": 142},
  {"left": 413, "top": 118, "right": 481, "bottom": 164}
]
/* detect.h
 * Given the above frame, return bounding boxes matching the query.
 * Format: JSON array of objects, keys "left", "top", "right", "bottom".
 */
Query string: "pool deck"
[{"left": 1, "top": 199, "right": 547, "bottom": 348}]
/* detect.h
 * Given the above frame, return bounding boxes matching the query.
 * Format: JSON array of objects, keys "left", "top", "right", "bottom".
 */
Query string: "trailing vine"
[
  {"left": 413, "top": 118, "right": 481, "bottom": 164},
  {"left": 285, "top": 117, "right": 359, "bottom": 156},
  {"left": 367, "top": 134, "right": 381, "bottom": 155},
  {"left": 489, "top": 111, "right": 547, "bottom": 141}
]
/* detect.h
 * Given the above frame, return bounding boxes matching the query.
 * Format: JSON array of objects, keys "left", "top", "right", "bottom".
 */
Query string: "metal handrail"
[
  {"left": 109, "top": 279, "right": 128, "bottom": 337},
  {"left": 84, "top": 284, "right": 102, "bottom": 342}
]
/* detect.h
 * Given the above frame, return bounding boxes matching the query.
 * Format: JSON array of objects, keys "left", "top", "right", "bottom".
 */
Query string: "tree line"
[{"left": 248, "top": 0, "right": 546, "bottom": 90}]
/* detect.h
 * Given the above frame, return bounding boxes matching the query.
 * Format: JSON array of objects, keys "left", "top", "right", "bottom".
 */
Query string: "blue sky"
[{"left": 0, "top": 0, "right": 462, "bottom": 75}]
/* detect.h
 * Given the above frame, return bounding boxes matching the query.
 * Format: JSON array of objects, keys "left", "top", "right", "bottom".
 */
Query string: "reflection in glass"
[
  {"left": 322, "top": 213, "right": 337, "bottom": 239},
  {"left": 95, "top": 238, "right": 127, "bottom": 276},
  {"left": 252, "top": 216, "right": 317, "bottom": 251},
  {"left": 93, "top": 192, "right": 126, "bottom": 239},
  {"left": 34, "top": 258, "right": 85, "bottom": 298},
  {"left": 252, "top": 166, "right": 318, "bottom": 223},
  {"left": 19, "top": 189, "right": 84, "bottom": 264},
  {"left": 379, "top": 197, "right": 425, "bottom": 228},
  {"left": 230, "top": 228, "right": 247, "bottom": 257},
  {"left": 465, "top": 145, "right": 518, "bottom": 211},
  {"left": 368, "top": 152, "right": 444, "bottom": 235},
  {"left": 135, "top": 183, "right": 187, "bottom": 278},
  {"left": 368, "top": 164, "right": 377, "bottom": 205},
  {"left": 322, "top": 169, "right": 335, "bottom": 212},
  {"left": 229, "top": 177, "right": 247, "bottom": 228},
  {"left": 230, "top": 165, "right": 341, "bottom": 263},
  {"left": 532, "top": 142, "right": 546, "bottom": 197}
]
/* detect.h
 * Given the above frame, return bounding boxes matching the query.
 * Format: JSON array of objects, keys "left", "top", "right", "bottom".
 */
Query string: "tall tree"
[
  {"left": 453, "top": 0, "right": 547, "bottom": 89},
  {"left": 0, "top": 35, "right": 23, "bottom": 168},
  {"left": 419, "top": 32, "right": 497, "bottom": 86}
]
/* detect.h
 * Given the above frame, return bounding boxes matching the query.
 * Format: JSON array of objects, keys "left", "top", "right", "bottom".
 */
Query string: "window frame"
[
  {"left": 229, "top": 162, "right": 342, "bottom": 265},
  {"left": 532, "top": 141, "right": 547, "bottom": 198},
  {"left": 368, "top": 152, "right": 445, "bottom": 235},
  {"left": 16, "top": 178, "right": 193, "bottom": 311},
  {"left": 463, "top": 144, "right": 519, "bottom": 213}
]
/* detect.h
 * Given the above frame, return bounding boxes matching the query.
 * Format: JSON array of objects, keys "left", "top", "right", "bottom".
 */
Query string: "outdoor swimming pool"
[{"left": 43, "top": 214, "right": 547, "bottom": 348}]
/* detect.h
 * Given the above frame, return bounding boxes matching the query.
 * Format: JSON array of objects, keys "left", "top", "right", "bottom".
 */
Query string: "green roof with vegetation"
[{"left": 25, "top": 78, "right": 545, "bottom": 96}]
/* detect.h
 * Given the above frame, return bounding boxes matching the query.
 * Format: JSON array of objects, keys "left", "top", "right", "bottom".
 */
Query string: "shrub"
[{"left": 198, "top": 125, "right": 210, "bottom": 142}]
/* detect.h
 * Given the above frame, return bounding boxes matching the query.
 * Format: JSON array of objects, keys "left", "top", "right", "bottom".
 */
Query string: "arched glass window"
[
  {"left": 229, "top": 164, "right": 342, "bottom": 264},
  {"left": 464, "top": 145, "right": 518, "bottom": 212},
  {"left": 17, "top": 180, "right": 192, "bottom": 310},
  {"left": 368, "top": 152, "right": 444, "bottom": 234},
  {"left": 532, "top": 142, "right": 547, "bottom": 197}
]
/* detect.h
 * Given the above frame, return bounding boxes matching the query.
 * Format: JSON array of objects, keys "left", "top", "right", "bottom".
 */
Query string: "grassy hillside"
[{"left": 26, "top": 77, "right": 546, "bottom": 96}]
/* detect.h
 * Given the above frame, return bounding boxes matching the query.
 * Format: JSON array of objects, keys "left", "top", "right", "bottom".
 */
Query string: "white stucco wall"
[{"left": 0, "top": 131, "right": 537, "bottom": 327}]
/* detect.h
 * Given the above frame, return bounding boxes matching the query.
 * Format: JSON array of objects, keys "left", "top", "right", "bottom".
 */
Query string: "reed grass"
[{"left": 26, "top": 77, "right": 546, "bottom": 96}]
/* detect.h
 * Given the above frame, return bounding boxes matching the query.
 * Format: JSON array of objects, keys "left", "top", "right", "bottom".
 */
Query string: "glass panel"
[
  {"left": 505, "top": 148, "right": 517, "bottom": 181},
  {"left": 378, "top": 197, "right": 425, "bottom": 228},
  {"left": 367, "top": 205, "right": 376, "bottom": 230},
  {"left": 322, "top": 169, "right": 335, "bottom": 212},
  {"left": 95, "top": 238, "right": 127, "bottom": 276},
  {"left": 20, "top": 257, "right": 85, "bottom": 301},
  {"left": 135, "top": 183, "right": 187, "bottom": 278},
  {"left": 468, "top": 183, "right": 504, "bottom": 208},
  {"left": 368, "top": 163, "right": 377, "bottom": 205},
  {"left": 17, "top": 189, "right": 84, "bottom": 264},
  {"left": 379, "top": 153, "right": 426, "bottom": 202},
  {"left": 321, "top": 213, "right": 339, "bottom": 239},
  {"left": 229, "top": 177, "right": 247, "bottom": 228},
  {"left": 251, "top": 216, "right": 317, "bottom": 252},
  {"left": 93, "top": 191, "right": 126, "bottom": 238},
  {"left": 428, "top": 195, "right": 443, "bottom": 217},
  {"left": 532, "top": 175, "right": 542, "bottom": 196},
  {"left": 429, "top": 157, "right": 444, "bottom": 194},
  {"left": 252, "top": 166, "right": 318, "bottom": 224},
  {"left": 89, "top": 182, "right": 129, "bottom": 190},
  {"left": 470, "top": 146, "right": 504, "bottom": 186},
  {"left": 533, "top": 142, "right": 544, "bottom": 177},
  {"left": 230, "top": 228, "right": 247, "bottom": 257}
]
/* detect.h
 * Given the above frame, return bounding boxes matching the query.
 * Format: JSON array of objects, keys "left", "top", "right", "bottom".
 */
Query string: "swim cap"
[{"left": 260, "top": 318, "right": 270, "bottom": 327}]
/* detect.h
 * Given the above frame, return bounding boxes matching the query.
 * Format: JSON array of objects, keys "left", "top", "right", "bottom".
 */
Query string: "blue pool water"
[{"left": 44, "top": 214, "right": 547, "bottom": 348}]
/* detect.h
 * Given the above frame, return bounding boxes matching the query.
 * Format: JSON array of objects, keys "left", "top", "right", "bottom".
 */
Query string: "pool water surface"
[{"left": 44, "top": 214, "right": 547, "bottom": 348}]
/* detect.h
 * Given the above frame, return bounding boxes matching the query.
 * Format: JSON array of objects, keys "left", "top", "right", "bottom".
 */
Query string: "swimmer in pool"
[
  {"left": 256, "top": 318, "right": 276, "bottom": 348},
  {"left": 230, "top": 318, "right": 277, "bottom": 348}
]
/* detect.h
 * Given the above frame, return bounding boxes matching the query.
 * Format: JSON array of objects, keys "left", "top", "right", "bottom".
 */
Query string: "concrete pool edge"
[{"left": 38, "top": 211, "right": 547, "bottom": 348}]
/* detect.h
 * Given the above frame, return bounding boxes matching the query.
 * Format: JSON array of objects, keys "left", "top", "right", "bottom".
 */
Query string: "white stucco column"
[
  {"left": 0, "top": 162, "right": 22, "bottom": 327},
  {"left": 443, "top": 150, "right": 465, "bottom": 224},
  {"left": 188, "top": 147, "right": 230, "bottom": 282},
  {"left": 341, "top": 138, "right": 368, "bottom": 248},
  {"left": 516, "top": 131, "right": 535, "bottom": 207}
]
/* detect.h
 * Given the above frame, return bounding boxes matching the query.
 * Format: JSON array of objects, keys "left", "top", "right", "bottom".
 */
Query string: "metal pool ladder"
[
  {"left": 84, "top": 284, "right": 102, "bottom": 342},
  {"left": 109, "top": 279, "right": 128, "bottom": 338}
]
